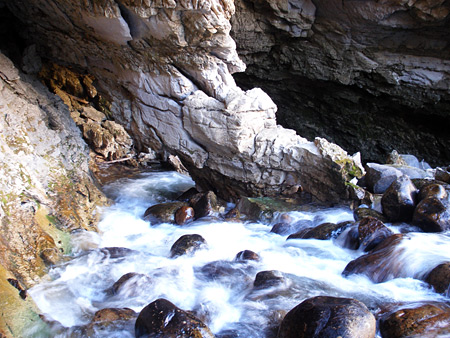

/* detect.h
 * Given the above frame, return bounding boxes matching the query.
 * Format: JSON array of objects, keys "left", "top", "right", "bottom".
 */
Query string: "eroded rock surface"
[
  {"left": 4, "top": 0, "right": 363, "bottom": 203},
  {"left": 0, "top": 52, "right": 108, "bottom": 336},
  {"left": 231, "top": 0, "right": 450, "bottom": 166}
]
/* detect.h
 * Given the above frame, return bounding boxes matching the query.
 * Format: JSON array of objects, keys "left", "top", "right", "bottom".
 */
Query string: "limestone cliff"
[
  {"left": 0, "top": 52, "right": 108, "bottom": 337},
  {"left": 2, "top": 0, "right": 363, "bottom": 203},
  {"left": 231, "top": 0, "right": 450, "bottom": 165}
]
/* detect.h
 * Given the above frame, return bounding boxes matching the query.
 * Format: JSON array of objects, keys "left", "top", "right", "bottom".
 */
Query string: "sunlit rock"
[
  {"left": 135, "top": 299, "right": 215, "bottom": 338},
  {"left": 277, "top": 296, "right": 376, "bottom": 338},
  {"left": 379, "top": 303, "right": 450, "bottom": 338}
]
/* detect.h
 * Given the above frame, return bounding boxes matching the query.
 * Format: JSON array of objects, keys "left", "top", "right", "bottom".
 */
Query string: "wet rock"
[
  {"left": 412, "top": 196, "right": 450, "bottom": 232},
  {"left": 277, "top": 296, "right": 376, "bottom": 338},
  {"left": 418, "top": 183, "right": 448, "bottom": 201},
  {"left": 435, "top": 167, "right": 450, "bottom": 184},
  {"left": 176, "top": 187, "right": 200, "bottom": 202},
  {"left": 364, "top": 163, "right": 403, "bottom": 194},
  {"left": 254, "top": 270, "right": 286, "bottom": 289},
  {"left": 379, "top": 303, "right": 450, "bottom": 338},
  {"left": 223, "top": 207, "right": 241, "bottom": 222},
  {"left": 237, "top": 197, "right": 303, "bottom": 223},
  {"left": 357, "top": 217, "right": 393, "bottom": 252},
  {"left": 192, "top": 191, "right": 219, "bottom": 219},
  {"left": 342, "top": 234, "right": 405, "bottom": 282},
  {"left": 288, "top": 222, "right": 351, "bottom": 240},
  {"left": 170, "top": 234, "right": 207, "bottom": 258},
  {"left": 425, "top": 262, "right": 450, "bottom": 294},
  {"left": 354, "top": 207, "right": 387, "bottom": 223},
  {"left": 235, "top": 250, "right": 260, "bottom": 262},
  {"left": 111, "top": 272, "right": 152, "bottom": 296},
  {"left": 200, "top": 261, "right": 248, "bottom": 281},
  {"left": 175, "top": 206, "right": 195, "bottom": 225},
  {"left": 270, "top": 214, "right": 299, "bottom": 235},
  {"left": 381, "top": 175, "right": 417, "bottom": 222},
  {"left": 135, "top": 298, "right": 214, "bottom": 338},
  {"left": 143, "top": 201, "right": 187, "bottom": 224},
  {"left": 91, "top": 307, "right": 136, "bottom": 324},
  {"left": 98, "top": 247, "right": 137, "bottom": 259}
]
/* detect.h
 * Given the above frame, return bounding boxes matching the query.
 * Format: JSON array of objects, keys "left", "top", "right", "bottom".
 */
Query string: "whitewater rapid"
[{"left": 28, "top": 170, "right": 450, "bottom": 337}]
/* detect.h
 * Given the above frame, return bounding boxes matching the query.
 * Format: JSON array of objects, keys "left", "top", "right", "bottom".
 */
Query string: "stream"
[{"left": 28, "top": 169, "right": 450, "bottom": 337}]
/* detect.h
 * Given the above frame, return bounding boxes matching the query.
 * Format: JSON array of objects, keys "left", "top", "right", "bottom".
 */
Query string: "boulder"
[
  {"left": 91, "top": 307, "right": 136, "bottom": 324},
  {"left": 412, "top": 196, "right": 450, "bottom": 232},
  {"left": 223, "top": 207, "right": 241, "bottom": 222},
  {"left": 435, "top": 167, "right": 450, "bottom": 184},
  {"left": 357, "top": 217, "right": 393, "bottom": 252},
  {"left": 143, "top": 202, "right": 187, "bottom": 224},
  {"left": 170, "top": 234, "right": 207, "bottom": 258},
  {"left": 175, "top": 206, "right": 195, "bottom": 225},
  {"left": 135, "top": 299, "right": 214, "bottom": 338},
  {"left": 363, "top": 163, "right": 403, "bottom": 194},
  {"left": 192, "top": 191, "right": 219, "bottom": 219},
  {"left": 277, "top": 296, "right": 376, "bottom": 338},
  {"left": 111, "top": 272, "right": 152, "bottom": 296},
  {"left": 418, "top": 183, "right": 448, "bottom": 201},
  {"left": 254, "top": 270, "right": 286, "bottom": 289},
  {"left": 342, "top": 234, "right": 405, "bottom": 283},
  {"left": 379, "top": 303, "right": 450, "bottom": 338},
  {"left": 425, "top": 262, "right": 450, "bottom": 294},
  {"left": 354, "top": 207, "right": 387, "bottom": 223},
  {"left": 381, "top": 175, "right": 417, "bottom": 222},
  {"left": 235, "top": 250, "right": 260, "bottom": 262},
  {"left": 287, "top": 221, "right": 351, "bottom": 240}
]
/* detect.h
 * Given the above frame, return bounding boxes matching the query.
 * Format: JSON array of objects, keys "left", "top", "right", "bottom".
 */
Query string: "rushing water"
[{"left": 28, "top": 170, "right": 450, "bottom": 337}]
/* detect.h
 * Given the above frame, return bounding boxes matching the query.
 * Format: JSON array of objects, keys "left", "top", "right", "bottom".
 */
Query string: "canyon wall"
[
  {"left": 231, "top": 0, "right": 450, "bottom": 166},
  {"left": 0, "top": 52, "right": 108, "bottom": 336},
  {"left": 2, "top": 0, "right": 362, "bottom": 203}
]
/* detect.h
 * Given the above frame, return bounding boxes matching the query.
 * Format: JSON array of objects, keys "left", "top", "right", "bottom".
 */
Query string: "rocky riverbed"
[{"left": 0, "top": 0, "right": 449, "bottom": 337}]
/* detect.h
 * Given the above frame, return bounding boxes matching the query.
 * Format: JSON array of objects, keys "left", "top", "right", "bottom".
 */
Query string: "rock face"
[
  {"left": 4, "top": 0, "right": 363, "bottom": 203},
  {"left": 231, "top": 0, "right": 450, "bottom": 166},
  {"left": 0, "top": 52, "right": 108, "bottom": 336}
]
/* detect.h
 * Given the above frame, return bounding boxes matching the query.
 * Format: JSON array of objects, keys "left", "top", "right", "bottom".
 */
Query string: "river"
[{"left": 28, "top": 169, "right": 450, "bottom": 337}]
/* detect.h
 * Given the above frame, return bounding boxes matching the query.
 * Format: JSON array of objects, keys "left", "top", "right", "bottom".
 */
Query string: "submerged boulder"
[
  {"left": 143, "top": 202, "right": 187, "bottom": 224},
  {"left": 277, "top": 296, "right": 376, "bottom": 338},
  {"left": 135, "top": 299, "right": 214, "bottom": 338},
  {"left": 342, "top": 234, "right": 405, "bottom": 283},
  {"left": 170, "top": 234, "right": 207, "bottom": 258}
]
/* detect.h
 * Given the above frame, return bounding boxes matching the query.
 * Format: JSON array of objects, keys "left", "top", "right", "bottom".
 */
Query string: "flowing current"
[{"left": 28, "top": 170, "right": 450, "bottom": 337}]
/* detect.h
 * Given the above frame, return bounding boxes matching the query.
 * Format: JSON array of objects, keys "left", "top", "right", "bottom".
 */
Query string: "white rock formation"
[{"left": 5, "top": 0, "right": 364, "bottom": 202}]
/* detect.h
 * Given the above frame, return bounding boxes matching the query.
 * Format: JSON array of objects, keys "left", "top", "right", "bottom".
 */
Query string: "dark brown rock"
[
  {"left": 192, "top": 191, "right": 218, "bottom": 219},
  {"left": 223, "top": 207, "right": 241, "bottom": 221},
  {"left": 254, "top": 270, "right": 285, "bottom": 289},
  {"left": 418, "top": 183, "right": 448, "bottom": 201},
  {"left": 288, "top": 222, "right": 351, "bottom": 240},
  {"left": 277, "top": 296, "right": 376, "bottom": 338},
  {"left": 381, "top": 175, "right": 417, "bottom": 222},
  {"left": 170, "top": 234, "right": 207, "bottom": 258},
  {"left": 342, "top": 234, "right": 406, "bottom": 283},
  {"left": 176, "top": 187, "right": 200, "bottom": 202},
  {"left": 235, "top": 250, "right": 260, "bottom": 262},
  {"left": 412, "top": 196, "right": 450, "bottom": 232},
  {"left": 379, "top": 303, "right": 450, "bottom": 338},
  {"left": 135, "top": 299, "right": 214, "bottom": 338},
  {"left": 175, "top": 206, "right": 195, "bottom": 225},
  {"left": 357, "top": 217, "right": 394, "bottom": 252},
  {"left": 143, "top": 201, "right": 187, "bottom": 224},
  {"left": 111, "top": 272, "right": 152, "bottom": 296},
  {"left": 354, "top": 207, "right": 387, "bottom": 223},
  {"left": 91, "top": 307, "right": 136, "bottom": 323},
  {"left": 425, "top": 262, "right": 450, "bottom": 294}
]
